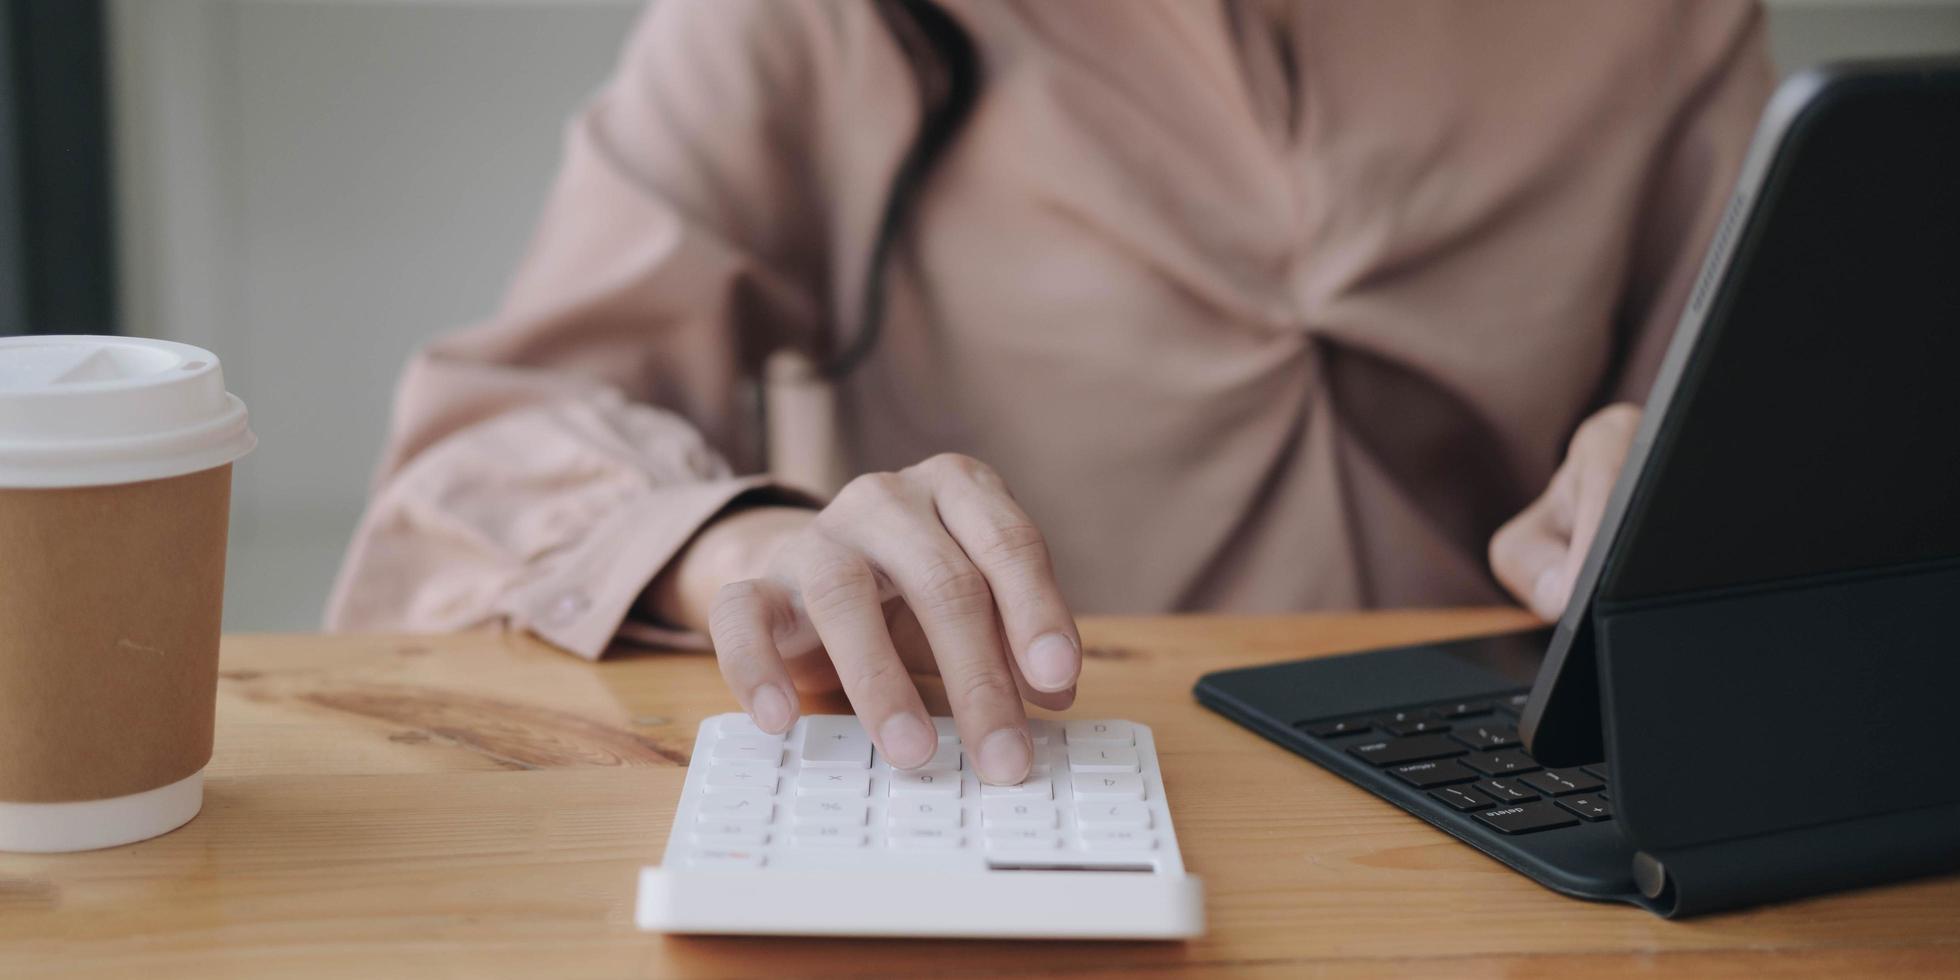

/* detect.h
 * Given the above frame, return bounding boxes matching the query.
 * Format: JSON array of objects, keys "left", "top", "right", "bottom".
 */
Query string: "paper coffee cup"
[{"left": 0, "top": 336, "right": 254, "bottom": 852}]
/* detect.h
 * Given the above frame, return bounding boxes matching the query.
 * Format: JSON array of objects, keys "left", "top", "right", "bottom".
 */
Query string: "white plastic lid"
[{"left": 0, "top": 335, "right": 255, "bottom": 488}]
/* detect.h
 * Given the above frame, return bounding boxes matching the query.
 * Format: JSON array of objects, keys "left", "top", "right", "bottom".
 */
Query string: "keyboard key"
[
  {"left": 1028, "top": 719, "right": 1061, "bottom": 745},
  {"left": 1066, "top": 744, "right": 1141, "bottom": 773},
  {"left": 890, "top": 769, "right": 962, "bottom": 797},
  {"left": 1498, "top": 693, "right": 1531, "bottom": 715},
  {"left": 1429, "top": 786, "right": 1493, "bottom": 811},
  {"left": 697, "top": 793, "right": 772, "bottom": 824},
  {"left": 1476, "top": 777, "right": 1540, "bottom": 803},
  {"left": 1556, "top": 796, "right": 1613, "bottom": 821},
  {"left": 1347, "top": 734, "right": 1466, "bottom": 766},
  {"left": 710, "top": 735, "right": 783, "bottom": 767},
  {"left": 1384, "top": 718, "right": 1452, "bottom": 736},
  {"left": 1449, "top": 724, "right": 1522, "bottom": 751},
  {"left": 1463, "top": 750, "right": 1540, "bottom": 776},
  {"left": 984, "top": 828, "right": 1061, "bottom": 849},
  {"left": 796, "top": 770, "right": 871, "bottom": 797},
  {"left": 890, "top": 799, "right": 962, "bottom": 828},
  {"left": 1581, "top": 763, "right": 1611, "bottom": 782},
  {"left": 932, "top": 717, "right": 960, "bottom": 742},
  {"left": 791, "top": 825, "right": 864, "bottom": 848},
  {"left": 1388, "top": 759, "right": 1479, "bottom": 789},
  {"left": 1081, "top": 829, "right": 1156, "bottom": 851},
  {"left": 1473, "top": 801, "right": 1578, "bottom": 835},
  {"left": 1301, "top": 717, "right": 1373, "bottom": 738},
  {"left": 792, "top": 798, "right": 866, "bottom": 826},
  {"left": 687, "top": 847, "right": 765, "bottom": 869},
  {"left": 889, "top": 828, "right": 964, "bottom": 849},
  {"left": 1076, "top": 802, "right": 1153, "bottom": 829},
  {"left": 1071, "top": 772, "right": 1146, "bottom": 800},
  {"left": 981, "top": 777, "right": 1053, "bottom": 800},
  {"left": 1064, "top": 720, "right": 1135, "bottom": 745},
  {"left": 1520, "top": 769, "right": 1602, "bottom": 797},
  {"left": 1433, "top": 700, "right": 1492, "bottom": 719},
  {"left": 800, "top": 716, "right": 872, "bottom": 769},
  {"left": 694, "top": 823, "right": 769, "bottom": 846},
  {"left": 705, "top": 767, "right": 777, "bottom": 793},
  {"left": 924, "top": 743, "right": 964, "bottom": 771},
  {"left": 1375, "top": 708, "right": 1438, "bottom": 725},
  {"left": 983, "top": 800, "right": 1058, "bottom": 828}
]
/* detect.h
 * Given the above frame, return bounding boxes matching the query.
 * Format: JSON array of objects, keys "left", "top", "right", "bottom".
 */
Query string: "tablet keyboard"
[
  {"left": 1297, "top": 692, "right": 1615, "bottom": 835},
  {"left": 636, "top": 713, "right": 1205, "bottom": 939}
]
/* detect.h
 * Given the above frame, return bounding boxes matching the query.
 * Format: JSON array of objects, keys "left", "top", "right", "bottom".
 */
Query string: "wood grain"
[{"left": 1, "top": 611, "right": 1955, "bottom": 979}]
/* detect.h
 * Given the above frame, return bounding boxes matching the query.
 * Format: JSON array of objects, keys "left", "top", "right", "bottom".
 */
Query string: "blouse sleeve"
[{"left": 325, "top": 0, "right": 837, "bottom": 658}]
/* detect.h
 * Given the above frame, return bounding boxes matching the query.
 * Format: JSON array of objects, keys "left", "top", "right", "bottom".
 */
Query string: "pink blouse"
[{"left": 327, "top": 0, "right": 1774, "bottom": 658}]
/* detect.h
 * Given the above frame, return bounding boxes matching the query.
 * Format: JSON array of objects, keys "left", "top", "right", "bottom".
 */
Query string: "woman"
[{"left": 329, "top": 1, "right": 1772, "bottom": 785}]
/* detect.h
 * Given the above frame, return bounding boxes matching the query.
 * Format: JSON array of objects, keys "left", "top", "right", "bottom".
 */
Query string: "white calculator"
[{"left": 636, "top": 714, "right": 1205, "bottom": 939}]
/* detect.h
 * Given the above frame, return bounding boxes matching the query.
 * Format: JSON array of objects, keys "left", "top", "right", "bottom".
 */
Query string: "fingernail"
[
  {"left": 1025, "top": 632, "right": 1079, "bottom": 691},
  {"left": 1533, "top": 569, "right": 1566, "bottom": 619},
  {"left": 978, "top": 727, "right": 1032, "bottom": 785},
  {"left": 879, "top": 714, "right": 936, "bottom": 769},
  {"left": 750, "top": 685, "right": 793, "bottom": 734}
]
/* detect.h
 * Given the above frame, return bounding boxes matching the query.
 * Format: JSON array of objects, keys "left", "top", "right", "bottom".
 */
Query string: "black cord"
[{"left": 823, "top": 0, "right": 981, "bottom": 379}]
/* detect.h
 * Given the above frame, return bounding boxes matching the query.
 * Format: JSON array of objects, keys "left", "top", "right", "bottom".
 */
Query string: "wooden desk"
[{"left": 3, "top": 611, "right": 1955, "bottom": 978}]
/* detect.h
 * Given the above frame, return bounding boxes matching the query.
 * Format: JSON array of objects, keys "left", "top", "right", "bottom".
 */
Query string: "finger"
[
  {"left": 1557, "top": 422, "right": 1639, "bottom": 600},
  {"left": 886, "top": 601, "right": 1075, "bottom": 712},
  {"left": 846, "top": 519, "right": 1032, "bottom": 785},
  {"left": 706, "top": 579, "right": 801, "bottom": 734},
  {"left": 924, "top": 456, "right": 1081, "bottom": 694},
  {"left": 789, "top": 542, "right": 939, "bottom": 770},
  {"left": 1489, "top": 499, "right": 1572, "bottom": 620}
]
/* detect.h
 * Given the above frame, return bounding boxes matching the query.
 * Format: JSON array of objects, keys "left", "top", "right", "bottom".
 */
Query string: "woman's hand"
[
  {"left": 1489, "top": 404, "right": 1642, "bottom": 620},
  {"left": 649, "top": 454, "right": 1081, "bottom": 784}
]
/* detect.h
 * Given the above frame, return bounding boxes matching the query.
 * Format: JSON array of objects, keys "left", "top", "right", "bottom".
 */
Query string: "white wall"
[{"left": 109, "top": 0, "right": 1960, "bottom": 631}]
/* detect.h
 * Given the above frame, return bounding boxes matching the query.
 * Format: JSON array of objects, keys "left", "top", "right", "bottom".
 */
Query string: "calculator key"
[
  {"left": 1429, "top": 786, "right": 1493, "bottom": 811},
  {"left": 984, "top": 829, "right": 1062, "bottom": 849},
  {"left": 1066, "top": 744, "right": 1141, "bottom": 773},
  {"left": 1064, "top": 720, "right": 1135, "bottom": 745},
  {"left": 1347, "top": 734, "right": 1465, "bottom": 766},
  {"left": 889, "top": 828, "right": 964, "bottom": 849},
  {"left": 1476, "top": 777, "right": 1540, "bottom": 803},
  {"left": 792, "top": 798, "right": 866, "bottom": 826},
  {"left": 932, "top": 717, "right": 960, "bottom": 742},
  {"left": 890, "top": 799, "right": 962, "bottom": 828},
  {"left": 1301, "top": 717, "right": 1372, "bottom": 738},
  {"left": 687, "top": 847, "right": 765, "bottom": 869},
  {"left": 696, "top": 794, "right": 772, "bottom": 824},
  {"left": 1449, "top": 724, "right": 1522, "bottom": 751},
  {"left": 796, "top": 770, "right": 871, "bottom": 797},
  {"left": 1029, "top": 719, "right": 1061, "bottom": 745},
  {"left": 1387, "top": 759, "right": 1479, "bottom": 789},
  {"left": 800, "top": 716, "right": 873, "bottom": 769},
  {"left": 714, "top": 715, "right": 772, "bottom": 738},
  {"left": 1463, "top": 750, "right": 1540, "bottom": 776},
  {"left": 1473, "top": 801, "right": 1578, "bottom": 835},
  {"left": 1080, "top": 829, "right": 1156, "bottom": 851},
  {"left": 705, "top": 767, "right": 777, "bottom": 793},
  {"left": 890, "top": 769, "right": 962, "bottom": 797},
  {"left": 925, "top": 743, "right": 964, "bottom": 771},
  {"left": 710, "top": 735, "right": 783, "bottom": 767},
  {"left": 1555, "top": 796, "right": 1613, "bottom": 821},
  {"left": 693, "top": 823, "right": 769, "bottom": 846},
  {"left": 791, "top": 825, "right": 864, "bottom": 848},
  {"left": 983, "top": 800, "right": 1058, "bottom": 828},
  {"left": 1071, "top": 772, "right": 1146, "bottom": 801},
  {"left": 1076, "top": 802, "right": 1153, "bottom": 829},
  {"left": 1520, "top": 768, "right": 1602, "bottom": 797},
  {"left": 1384, "top": 718, "right": 1452, "bottom": 736},
  {"left": 1434, "top": 700, "right": 1492, "bottom": 719},
  {"left": 980, "top": 776, "right": 1052, "bottom": 800}
]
